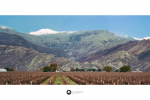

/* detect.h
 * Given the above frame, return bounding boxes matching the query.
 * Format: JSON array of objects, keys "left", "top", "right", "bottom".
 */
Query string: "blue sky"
[{"left": 0, "top": 15, "right": 150, "bottom": 38}]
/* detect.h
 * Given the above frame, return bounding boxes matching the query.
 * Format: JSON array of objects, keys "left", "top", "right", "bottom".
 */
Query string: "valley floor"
[{"left": 0, "top": 72, "right": 150, "bottom": 85}]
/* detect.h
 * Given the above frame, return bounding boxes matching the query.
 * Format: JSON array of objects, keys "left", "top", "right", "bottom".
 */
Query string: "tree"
[
  {"left": 75, "top": 68, "right": 85, "bottom": 71},
  {"left": 92, "top": 69, "right": 96, "bottom": 72},
  {"left": 51, "top": 66, "right": 57, "bottom": 72},
  {"left": 87, "top": 69, "right": 95, "bottom": 72},
  {"left": 49, "top": 63, "right": 58, "bottom": 68},
  {"left": 98, "top": 69, "right": 102, "bottom": 72},
  {"left": 115, "top": 69, "right": 119, "bottom": 72},
  {"left": 70, "top": 67, "right": 75, "bottom": 71},
  {"left": 5, "top": 67, "right": 9, "bottom": 71},
  {"left": 75, "top": 68, "right": 79, "bottom": 71},
  {"left": 119, "top": 66, "right": 131, "bottom": 72},
  {"left": 39, "top": 67, "right": 44, "bottom": 72},
  {"left": 103, "top": 66, "right": 113, "bottom": 72},
  {"left": 9, "top": 67, "right": 14, "bottom": 71},
  {"left": 78, "top": 68, "right": 85, "bottom": 71},
  {"left": 43, "top": 66, "right": 51, "bottom": 72},
  {"left": 81, "top": 69, "right": 85, "bottom": 71},
  {"left": 49, "top": 63, "right": 58, "bottom": 72},
  {"left": 57, "top": 66, "right": 61, "bottom": 71}
]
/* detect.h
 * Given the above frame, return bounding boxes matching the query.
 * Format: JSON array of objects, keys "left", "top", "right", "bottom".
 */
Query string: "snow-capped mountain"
[
  {"left": 29, "top": 29, "right": 76, "bottom": 35},
  {"left": 133, "top": 37, "right": 150, "bottom": 40},
  {"left": 0, "top": 25, "right": 12, "bottom": 29},
  {"left": 124, "top": 35, "right": 129, "bottom": 37},
  {"left": 120, "top": 35, "right": 136, "bottom": 41}
]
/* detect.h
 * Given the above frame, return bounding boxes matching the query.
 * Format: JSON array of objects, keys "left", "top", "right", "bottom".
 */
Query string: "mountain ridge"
[
  {"left": 78, "top": 39, "right": 150, "bottom": 71},
  {"left": 0, "top": 26, "right": 135, "bottom": 61},
  {"left": 2, "top": 25, "right": 147, "bottom": 71},
  {"left": 0, "top": 44, "right": 102, "bottom": 71},
  {"left": 29, "top": 29, "right": 76, "bottom": 35}
]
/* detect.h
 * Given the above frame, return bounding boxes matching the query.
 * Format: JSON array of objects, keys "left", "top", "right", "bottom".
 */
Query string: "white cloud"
[{"left": 29, "top": 29, "right": 76, "bottom": 35}]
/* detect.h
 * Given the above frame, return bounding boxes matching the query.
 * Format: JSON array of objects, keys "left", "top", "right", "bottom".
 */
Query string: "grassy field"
[
  {"left": 54, "top": 74, "right": 63, "bottom": 85},
  {"left": 41, "top": 75, "right": 53, "bottom": 85},
  {"left": 66, "top": 77, "right": 77, "bottom": 85}
]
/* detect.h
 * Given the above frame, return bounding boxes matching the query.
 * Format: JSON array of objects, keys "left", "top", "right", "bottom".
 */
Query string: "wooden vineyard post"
[
  {"left": 50, "top": 80, "right": 51, "bottom": 85},
  {"left": 117, "top": 80, "right": 119, "bottom": 85},
  {"left": 122, "top": 79, "right": 123, "bottom": 85}
]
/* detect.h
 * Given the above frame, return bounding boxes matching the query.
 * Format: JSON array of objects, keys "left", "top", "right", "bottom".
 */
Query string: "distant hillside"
[
  {"left": 0, "top": 45, "right": 102, "bottom": 71},
  {"left": 4, "top": 25, "right": 147, "bottom": 71},
  {"left": 0, "top": 26, "right": 135, "bottom": 61},
  {"left": 77, "top": 40, "right": 150, "bottom": 71},
  {"left": 0, "top": 45, "right": 54, "bottom": 71},
  {"left": 0, "top": 32, "right": 65, "bottom": 57}
]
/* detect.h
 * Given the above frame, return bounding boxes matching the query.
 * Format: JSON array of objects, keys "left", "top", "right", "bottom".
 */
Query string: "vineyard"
[{"left": 0, "top": 72, "right": 150, "bottom": 85}]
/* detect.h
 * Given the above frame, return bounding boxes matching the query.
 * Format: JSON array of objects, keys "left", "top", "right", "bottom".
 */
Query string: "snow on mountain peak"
[
  {"left": 133, "top": 37, "right": 142, "bottom": 40},
  {"left": 133, "top": 37, "right": 150, "bottom": 41},
  {"left": 29, "top": 29, "right": 76, "bottom": 35},
  {"left": 124, "top": 35, "right": 129, "bottom": 37},
  {"left": 29, "top": 29, "right": 59, "bottom": 35},
  {"left": 0, "top": 25, "right": 12, "bottom": 29},
  {"left": 67, "top": 31, "right": 76, "bottom": 34}
]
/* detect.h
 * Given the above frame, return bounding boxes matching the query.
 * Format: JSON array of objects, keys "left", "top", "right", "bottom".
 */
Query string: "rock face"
[
  {"left": 0, "top": 27, "right": 134, "bottom": 61},
  {"left": 0, "top": 44, "right": 77, "bottom": 71},
  {"left": 4, "top": 26, "right": 150, "bottom": 71},
  {"left": 0, "top": 31, "right": 108, "bottom": 71},
  {"left": 77, "top": 40, "right": 150, "bottom": 71},
  {"left": 0, "top": 32, "right": 65, "bottom": 57},
  {"left": 0, "top": 45, "right": 102, "bottom": 71},
  {"left": 0, "top": 45, "right": 52, "bottom": 71},
  {"left": 66, "top": 30, "right": 133, "bottom": 60}
]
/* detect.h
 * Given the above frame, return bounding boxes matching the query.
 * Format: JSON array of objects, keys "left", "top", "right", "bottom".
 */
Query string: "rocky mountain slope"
[
  {"left": 0, "top": 30, "right": 105, "bottom": 71},
  {"left": 0, "top": 45, "right": 54, "bottom": 71},
  {"left": 3, "top": 25, "right": 146, "bottom": 71},
  {"left": 77, "top": 40, "right": 150, "bottom": 71},
  {"left": 0, "top": 26, "right": 135, "bottom": 61},
  {"left": 0, "top": 44, "right": 101, "bottom": 71},
  {"left": 0, "top": 32, "right": 64, "bottom": 57}
]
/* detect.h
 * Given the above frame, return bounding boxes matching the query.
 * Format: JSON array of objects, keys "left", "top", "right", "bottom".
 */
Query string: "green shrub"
[
  {"left": 5, "top": 67, "right": 9, "bottom": 71},
  {"left": 75, "top": 68, "right": 85, "bottom": 71},
  {"left": 9, "top": 67, "right": 14, "bottom": 71},
  {"left": 87, "top": 69, "right": 96, "bottom": 72},
  {"left": 98, "top": 69, "right": 102, "bottom": 72},
  {"left": 115, "top": 69, "right": 119, "bottom": 72},
  {"left": 103, "top": 66, "right": 113, "bottom": 72},
  {"left": 120, "top": 66, "right": 131, "bottom": 72},
  {"left": 43, "top": 66, "right": 51, "bottom": 72},
  {"left": 49, "top": 63, "right": 58, "bottom": 72}
]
